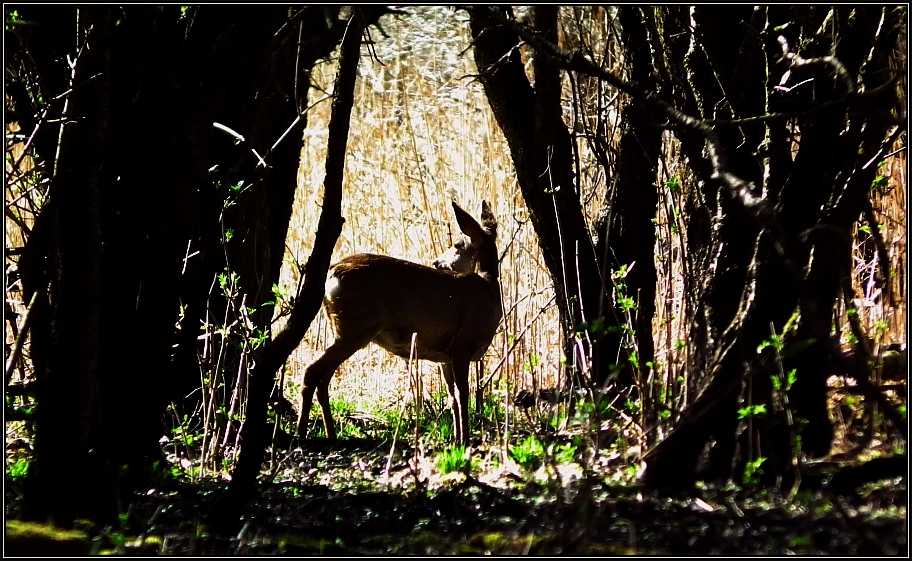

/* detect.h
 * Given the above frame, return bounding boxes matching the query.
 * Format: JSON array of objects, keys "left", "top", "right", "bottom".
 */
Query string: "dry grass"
[
  {"left": 847, "top": 148, "right": 906, "bottom": 348},
  {"left": 5, "top": 125, "right": 40, "bottom": 386}
]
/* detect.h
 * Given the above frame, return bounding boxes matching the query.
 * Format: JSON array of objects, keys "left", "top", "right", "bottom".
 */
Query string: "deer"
[{"left": 296, "top": 201, "right": 501, "bottom": 445}]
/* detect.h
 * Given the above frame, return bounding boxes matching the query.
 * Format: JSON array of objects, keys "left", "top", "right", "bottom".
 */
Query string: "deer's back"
[{"left": 324, "top": 254, "right": 501, "bottom": 361}]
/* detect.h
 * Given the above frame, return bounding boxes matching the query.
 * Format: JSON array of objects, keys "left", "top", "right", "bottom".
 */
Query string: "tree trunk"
[
  {"left": 169, "top": 6, "right": 351, "bottom": 438},
  {"left": 469, "top": 7, "right": 625, "bottom": 391},
  {"left": 23, "top": 6, "right": 109, "bottom": 525},
  {"left": 593, "top": 6, "right": 661, "bottom": 428},
  {"left": 85, "top": 7, "right": 294, "bottom": 510}
]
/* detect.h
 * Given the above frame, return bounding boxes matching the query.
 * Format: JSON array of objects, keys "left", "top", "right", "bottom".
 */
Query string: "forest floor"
[{"left": 7, "top": 436, "right": 906, "bottom": 555}]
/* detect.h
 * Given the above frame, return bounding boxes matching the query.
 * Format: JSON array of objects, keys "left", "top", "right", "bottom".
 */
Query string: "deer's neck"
[{"left": 477, "top": 271, "right": 501, "bottom": 303}]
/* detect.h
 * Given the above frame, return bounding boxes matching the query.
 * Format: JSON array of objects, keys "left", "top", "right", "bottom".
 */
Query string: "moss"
[
  {"left": 470, "top": 531, "right": 560, "bottom": 554},
  {"left": 277, "top": 534, "right": 352, "bottom": 555},
  {"left": 5, "top": 520, "right": 91, "bottom": 556}
]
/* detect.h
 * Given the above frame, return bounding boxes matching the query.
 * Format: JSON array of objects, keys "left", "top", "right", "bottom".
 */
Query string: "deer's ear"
[
  {"left": 480, "top": 201, "right": 497, "bottom": 237},
  {"left": 452, "top": 201, "right": 485, "bottom": 242}
]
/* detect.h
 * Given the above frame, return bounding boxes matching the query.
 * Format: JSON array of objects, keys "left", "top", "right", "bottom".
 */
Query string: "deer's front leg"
[
  {"left": 316, "top": 377, "right": 336, "bottom": 440},
  {"left": 444, "top": 356, "right": 471, "bottom": 445}
]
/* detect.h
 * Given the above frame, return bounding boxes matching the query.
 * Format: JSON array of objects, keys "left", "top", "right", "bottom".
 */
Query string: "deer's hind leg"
[{"left": 297, "top": 336, "right": 371, "bottom": 439}]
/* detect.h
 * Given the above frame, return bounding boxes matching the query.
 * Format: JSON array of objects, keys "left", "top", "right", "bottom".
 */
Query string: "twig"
[{"left": 5, "top": 291, "right": 40, "bottom": 387}]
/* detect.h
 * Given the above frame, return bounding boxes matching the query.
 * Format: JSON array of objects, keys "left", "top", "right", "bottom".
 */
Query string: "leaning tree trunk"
[
  {"left": 165, "top": 6, "right": 346, "bottom": 458},
  {"left": 216, "top": 9, "right": 378, "bottom": 524}
]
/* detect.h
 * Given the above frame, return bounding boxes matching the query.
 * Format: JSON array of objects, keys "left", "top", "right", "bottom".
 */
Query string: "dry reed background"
[{"left": 277, "top": 8, "right": 564, "bottom": 426}]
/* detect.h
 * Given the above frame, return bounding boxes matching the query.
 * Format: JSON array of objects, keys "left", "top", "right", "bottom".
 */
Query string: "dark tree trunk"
[
  {"left": 87, "top": 6, "right": 296, "bottom": 510},
  {"left": 593, "top": 6, "right": 661, "bottom": 428},
  {"left": 16, "top": 5, "right": 335, "bottom": 523},
  {"left": 23, "top": 6, "right": 109, "bottom": 525},
  {"left": 469, "top": 7, "right": 625, "bottom": 391}
]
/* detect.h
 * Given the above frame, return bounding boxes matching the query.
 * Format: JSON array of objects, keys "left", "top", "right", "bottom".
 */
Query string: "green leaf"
[{"left": 737, "top": 404, "right": 767, "bottom": 419}]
